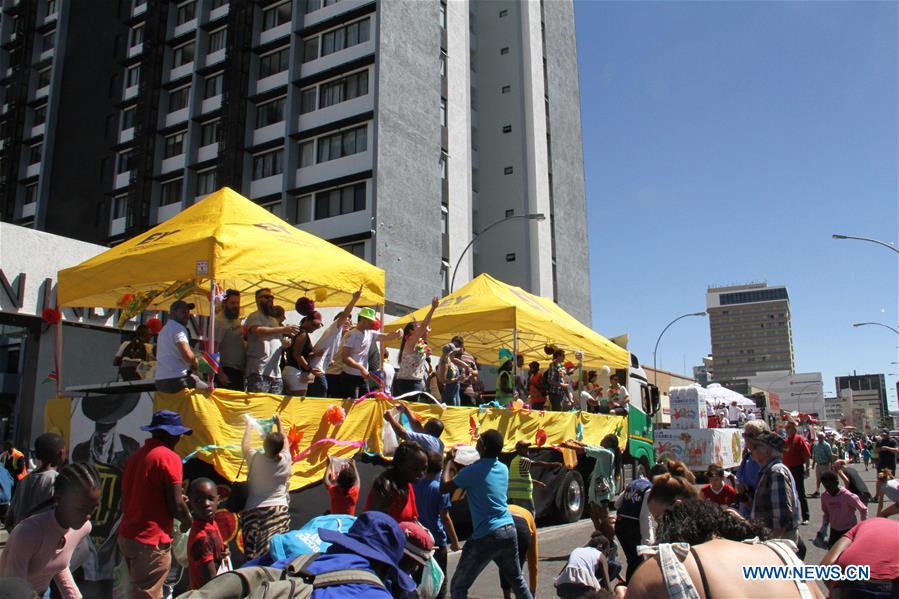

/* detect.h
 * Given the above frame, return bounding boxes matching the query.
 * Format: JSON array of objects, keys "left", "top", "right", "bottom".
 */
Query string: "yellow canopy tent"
[
  {"left": 57, "top": 187, "right": 385, "bottom": 315},
  {"left": 383, "top": 273, "right": 629, "bottom": 370}
]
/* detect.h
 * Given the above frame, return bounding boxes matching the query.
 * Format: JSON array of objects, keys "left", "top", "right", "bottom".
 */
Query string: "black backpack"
[{"left": 121, "top": 338, "right": 149, "bottom": 362}]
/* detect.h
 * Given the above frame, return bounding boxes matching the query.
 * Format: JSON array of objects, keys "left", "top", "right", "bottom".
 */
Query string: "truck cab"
[{"left": 618, "top": 353, "right": 659, "bottom": 485}]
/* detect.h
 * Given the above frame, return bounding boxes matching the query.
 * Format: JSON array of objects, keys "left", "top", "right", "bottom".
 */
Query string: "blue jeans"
[
  {"left": 451, "top": 523, "right": 533, "bottom": 599},
  {"left": 442, "top": 382, "right": 460, "bottom": 406},
  {"left": 245, "top": 373, "right": 283, "bottom": 394}
]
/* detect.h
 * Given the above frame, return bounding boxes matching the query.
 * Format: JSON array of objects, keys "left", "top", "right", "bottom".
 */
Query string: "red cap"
[{"left": 399, "top": 521, "right": 434, "bottom": 565}]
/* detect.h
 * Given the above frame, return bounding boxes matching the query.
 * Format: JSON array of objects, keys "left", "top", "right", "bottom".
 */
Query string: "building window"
[
  {"left": 252, "top": 148, "right": 283, "bottom": 179},
  {"left": 208, "top": 28, "right": 226, "bottom": 52},
  {"left": 299, "top": 140, "right": 315, "bottom": 167},
  {"left": 46, "top": 0, "right": 57, "bottom": 17},
  {"left": 439, "top": 152, "right": 447, "bottom": 179},
  {"left": 112, "top": 194, "right": 128, "bottom": 219},
  {"left": 175, "top": 1, "right": 196, "bottom": 25},
  {"left": 125, "top": 64, "right": 140, "bottom": 87},
  {"left": 441, "top": 206, "right": 448, "bottom": 235},
  {"left": 129, "top": 24, "right": 144, "bottom": 48},
  {"left": 160, "top": 178, "right": 183, "bottom": 205},
  {"left": 211, "top": 0, "right": 228, "bottom": 8},
  {"left": 318, "top": 70, "right": 368, "bottom": 109},
  {"left": 500, "top": 46, "right": 509, "bottom": 55},
  {"left": 259, "top": 199, "right": 283, "bottom": 217},
  {"left": 503, "top": 166, "right": 513, "bottom": 175},
  {"left": 320, "top": 17, "right": 370, "bottom": 57},
  {"left": 29, "top": 144, "right": 42, "bottom": 165},
  {"left": 41, "top": 31, "right": 55, "bottom": 52},
  {"left": 299, "top": 88, "right": 317, "bottom": 114},
  {"left": 163, "top": 131, "right": 186, "bottom": 158},
  {"left": 302, "top": 37, "right": 319, "bottom": 62},
  {"left": 506, "top": 253, "right": 516, "bottom": 262},
  {"left": 256, "top": 96, "right": 285, "bottom": 128},
  {"left": 168, "top": 85, "right": 190, "bottom": 112},
  {"left": 439, "top": 1, "right": 446, "bottom": 29},
  {"left": 37, "top": 67, "right": 52, "bottom": 88},
  {"left": 501, "top": 85, "right": 511, "bottom": 94},
  {"left": 121, "top": 106, "right": 135, "bottom": 130},
  {"left": 316, "top": 125, "right": 367, "bottom": 163},
  {"left": 117, "top": 151, "right": 133, "bottom": 174},
  {"left": 304, "top": 0, "right": 342, "bottom": 14},
  {"left": 172, "top": 42, "right": 195, "bottom": 68},
  {"left": 440, "top": 51, "right": 447, "bottom": 77},
  {"left": 440, "top": 97, "right": 447, "bottom": 127},
  {"left": 314, "top": 182, "right": 366, "bottom": 220},
  {"left": 197, "top": 169, "right": 216, "bottom": 195},
  {"left": 340, "top": 241, "right": 365, "bottom": 259},
  {"left": 200, "top": 119, "right": 220, "bottom": 146},
  {"left": 204, "top": 72, "right": 223, "bottom": 98},
  {"left": 262, "top": 1, "right": 292, "bottom": 31},
  {"left": 499, "top": 9, "right": 508, "bottom": 17},
  {"left": 259, "top": 47, "right": 289, "bottom": 78},
  {"left": 502, "top": 124, "right": 511, "bottom": 133},
  {"left": 33, "top": 104, "right": 47, "bottom": 126},
  {"left": 24, "top": 183, "right": 37, "bottom": 205}
]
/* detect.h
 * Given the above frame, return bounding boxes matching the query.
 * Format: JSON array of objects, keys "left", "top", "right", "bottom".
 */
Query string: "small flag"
[
  {"left": 198, "top": 352, "right": 220, "bottom": 375},
  {"left": 42, "top": 370, "right": 58, "bottom": 384}
]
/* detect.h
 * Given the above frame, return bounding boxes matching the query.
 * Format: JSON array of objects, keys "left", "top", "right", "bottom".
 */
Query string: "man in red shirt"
[
  {"left": 781, "top": 420, "right": 811, "bottom": 525},
  {"left": 118, "top": 410, "right": 193, "bottom": 599}
]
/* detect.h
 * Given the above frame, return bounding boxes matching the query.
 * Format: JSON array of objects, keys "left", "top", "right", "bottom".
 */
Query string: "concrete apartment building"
[
  {"left": 1, "top": 0, "right": 591, "bottom": 321},
  {"left": 706, "top": 283, "right": 795, "bottom": 381},
  {"left": 835, "top": 373, "right": 888, "bottom": 430}
]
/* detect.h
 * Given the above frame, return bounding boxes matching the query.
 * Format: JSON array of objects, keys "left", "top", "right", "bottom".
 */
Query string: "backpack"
[
  {"left": 121, "top": 339, "right": 148, "bottom": 362},
  {"left": 177, "top": 552, "right": 386, "bottom": 599}
]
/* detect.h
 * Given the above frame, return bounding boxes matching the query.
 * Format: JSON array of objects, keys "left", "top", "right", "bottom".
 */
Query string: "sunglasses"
[{"left": 259, "top": 295, "right": 274, "bottom": 300}]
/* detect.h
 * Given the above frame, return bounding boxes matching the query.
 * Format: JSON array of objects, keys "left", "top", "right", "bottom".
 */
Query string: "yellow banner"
[{"left": 154, "top": 390, "right": 628, "bottom": 491}]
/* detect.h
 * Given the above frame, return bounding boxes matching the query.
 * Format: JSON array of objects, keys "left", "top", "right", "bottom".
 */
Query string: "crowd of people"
[{"left": 0, "top": 406, "right": 898, "bottom": 597}]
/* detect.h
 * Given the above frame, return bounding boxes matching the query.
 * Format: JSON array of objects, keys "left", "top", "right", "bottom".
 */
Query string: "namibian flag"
[
  {"left": 42, "top": 370, "right": 58, "bottom": 384},
  {"left": 198, "top": 352, "right": 220, "bottom": 375}
]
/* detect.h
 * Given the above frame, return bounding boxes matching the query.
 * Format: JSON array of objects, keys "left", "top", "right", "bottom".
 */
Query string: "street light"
[
  {"left": 449, "top": 213, "right": 545, "bottom": 292},
  {"left": 832, "top": 234, "right": 899, "bottom": 255},
  {"left": 852, "top": 322, "right": 899, "bottom": 336},
  {"left": 652, "top": 311, "right": 706, "bottom": 387}
]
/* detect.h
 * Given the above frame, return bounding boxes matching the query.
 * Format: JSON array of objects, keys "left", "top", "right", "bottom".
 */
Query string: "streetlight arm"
[
  {"left": 449, "top": 213, "right": 544, "bottom": 292},
  {"left": 853, "top": 322, "right": 899, "bottom": 336},
  {"left": 832, "top": 234, "right": 899, "bottom": 255},
  {"left": 652, "top": 311, "right": 706, "bottom": 386}
]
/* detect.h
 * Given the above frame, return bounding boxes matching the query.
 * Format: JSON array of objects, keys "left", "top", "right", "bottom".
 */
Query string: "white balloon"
[{"left": 600, "top": 365, "right": 611, "bottom": 376}]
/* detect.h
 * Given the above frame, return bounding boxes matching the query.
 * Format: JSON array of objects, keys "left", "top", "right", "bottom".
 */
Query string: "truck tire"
[{"left": 555, "top": 470, "right": 585, "bottom": 524}]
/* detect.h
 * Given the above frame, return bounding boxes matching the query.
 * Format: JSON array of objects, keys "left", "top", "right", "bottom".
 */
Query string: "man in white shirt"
[
  {"left": 245, "top": 288, "right": 298, "bottom": 394},
  {"left": 336, "top": 306, "right": 401, "bottom": 399},
  {"left": 154, "top": 300, "right": 199, "bottom": 393},
  {"left": 307, "top": 289, "right": 361, "bottom": 398},
  {"left": 214, "top": 289, "right": 246, "bottom": 390}
]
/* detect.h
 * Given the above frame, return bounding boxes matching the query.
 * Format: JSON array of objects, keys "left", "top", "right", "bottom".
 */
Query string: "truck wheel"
[{"left": 555, "top": 470, "right": 585, "bottom": 524}]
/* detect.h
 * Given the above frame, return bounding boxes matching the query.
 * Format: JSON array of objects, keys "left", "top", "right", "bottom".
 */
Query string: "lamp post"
[
  {"left": 449, "top": 213, "right": 545, "bottom": 292},
  {"left": 852, "top": 322, "right": 899, "bottom": 336},
  {"left": 832, "top": 234, "right": 899, "bottom": 255},
  {"left": 652, "top": 311, "right": 706, "bottom": 387}
]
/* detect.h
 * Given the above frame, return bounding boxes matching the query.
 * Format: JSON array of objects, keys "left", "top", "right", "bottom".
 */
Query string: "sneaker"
[
  {"left": 807, "top": 491, "right": 819, "bottom": 498},
  {"left": 802, "top": 519, "right": 810, "bottom": 525}
]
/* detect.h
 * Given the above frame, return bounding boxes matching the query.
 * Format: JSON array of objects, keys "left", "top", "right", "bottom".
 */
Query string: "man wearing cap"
[
  {"left": 398, "top": 521, "right": 439, "bottom": 598},
  {"left": 308, "top": 511, "right": 417, "bottom": 598},
  {"left": 245, "top": 288, "right": 299, "bottom": 394},
  {"left": 214, "top": 289, "right": 246, "bottom": 391},
  {"left": 337, "top": 307, "right": 401, "bottom": 398},
  {"left": 154, "top": 300, "right": 199, "bottom": 393},
  {"left": 750, "top": 430, "right": 805, "bottom": 557},
  {"left": 118, "top": 411, "right": 193, "bottom": 599}
]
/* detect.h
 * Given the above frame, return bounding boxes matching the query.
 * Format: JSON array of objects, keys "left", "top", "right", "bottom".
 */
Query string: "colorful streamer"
[
  {"left": 182, "top": 444, "right": 240, "bottom": 463},
  {"left": 291, "top": 438, "right": 365, "bottom": 463}
]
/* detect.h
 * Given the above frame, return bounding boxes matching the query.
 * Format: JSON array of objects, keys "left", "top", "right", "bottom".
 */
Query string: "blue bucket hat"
[
  {"left": 140, "top": 410, "right": 193, "bottom": 437},
  {"left": 318, "top": 511, "right": 416, "bottom": 593}
]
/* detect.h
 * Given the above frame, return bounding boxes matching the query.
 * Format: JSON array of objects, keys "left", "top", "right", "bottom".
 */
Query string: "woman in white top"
[
  {"left": 876, "top": 467, "right": 899, "bottom": 517},
  {"left": 240, "top": 413, "right": 292, "bottom": 560},
  {"left": 392, "top": 298, "right": 439, "bottom": 401}
]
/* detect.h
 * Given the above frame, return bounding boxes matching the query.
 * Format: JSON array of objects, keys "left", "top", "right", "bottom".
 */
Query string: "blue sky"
[{"left": 575, "top": 1, "right": 898, "bottom": 410}]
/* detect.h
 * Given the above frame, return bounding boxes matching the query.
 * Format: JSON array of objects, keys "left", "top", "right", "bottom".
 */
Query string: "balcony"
[
  {"left": 161, "top": 154, "right": 186, "bottom": 174},
  {"left": 30, "top": 124, "right": 45, "bottom": 138},
  {"left": 123, "top": 84, "right": 139, "bottom": 100},
  {"left": 110, "top": 216, "right": 126, "bottom": 236},
  {"left": 259, "top": 22, "right": 291, "bottom": 46},
  {"left": 165, "top": 107, "right": 190, "bottom": 128},
  {"left": 39, "top": 47, "right": 54, "bottom": 62},
  {"left": 128, "top": 43, "right": 143, "bottom": 59},
  {"left": 298, "top": 206, "right": 371, "bottom": 244},
  {"left": 251, "top": 122, "right": 286, "bottom": 146},
  {"left": 35, "top": 85, "right": 50, "bottom": 100},
  {"left": 119, "top": 127, "right": 135, "bottom": 144},
  {"left": 115, "top": 171, "right": 132, "bottom": 189},
  {"left": 255, "top": 70, "right": 288, "bottom": 95},
  {"left": 21, "top": 201, "right": 35, "bottom": 218},
  {"left": 206, "top": 48, "right": 225, "bottom": 66},
  {"left": 300, "top": 39, "right": 374, "bottom": 80},
  {"left": 200, "top": 95, "right": 221, "bottom": 114},
  {"left": 173, "top": 19, "right": 198, "bottom": 39},
  {"left": 295, "top": 147, "right": 371, "bottom": 188},
  {"left": 169, "top": 62, "right": 194, "bottom": 82},
  {"left": 303, "top": 0, "right": 371, "bottom": 29},
  {"left": 249, "top": 173, "right": 283, "bottom": 198},
  {"left": 297, "top": 93, "right": 372, "bottom": 133},
  {"left": 25, "top": 162, "right": 41, "bottom": 178},
  {"left": 156, "top": 201, "right": 182, "bottom": 223},
  {"left": 132, "top": 2, "right": 147, "bottom": 17},
  {"left": 197, "top": 143, "right": 218, "bottom": 163},
  {"left": 209, "top": 4, "right": 229, "bottom": 21}
]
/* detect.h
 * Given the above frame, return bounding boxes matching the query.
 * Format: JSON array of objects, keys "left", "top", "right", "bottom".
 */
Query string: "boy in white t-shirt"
[{"left": 336, "top": 307, "right": 401, "bottom": 398}]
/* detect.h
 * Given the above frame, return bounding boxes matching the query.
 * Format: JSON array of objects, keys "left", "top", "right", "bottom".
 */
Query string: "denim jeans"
[
  {"left": 245, "top": 373, "right": 283, "bottom": 394},
  {"left": 442, "top": 382, "right": 460, "bottom": 406},
  {"left": 451, "top": 523, "right": 533, "bottom": 599},
  {"left": 307, "top": 374, "right": 328, "bottom": 397},
  {"left": 393, "top": 377, "right": 426, "bottom": 401}
]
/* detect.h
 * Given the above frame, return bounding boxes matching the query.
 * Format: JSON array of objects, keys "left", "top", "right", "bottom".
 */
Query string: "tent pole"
[
  {"left": 512, "top": 328, "right": 518, "bottom": 396},
  {"left": 379, "top": 304, "right": 386, "bottom": 391},
  {"left": 208, "top": 279, "right": 216, "bottom": 388}
]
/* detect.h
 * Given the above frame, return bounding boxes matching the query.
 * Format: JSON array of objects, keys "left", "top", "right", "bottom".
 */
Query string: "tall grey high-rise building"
[
  {"left": 0, "top": 0, "right": 591, "bottom": 321},
  {"left": 706, "top": 282, "right": 795, "bottom": 381}
]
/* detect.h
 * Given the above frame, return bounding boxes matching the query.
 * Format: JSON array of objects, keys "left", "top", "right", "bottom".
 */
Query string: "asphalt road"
[{"left": 446, "top": 463, "right": 883, "bottom": 598}]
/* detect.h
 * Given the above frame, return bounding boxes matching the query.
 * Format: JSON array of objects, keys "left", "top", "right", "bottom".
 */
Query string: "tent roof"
[
  {"left": 57, "top": 187, "right": 385, "bottom": 315},
  {"left": 384, "top": 274, "right": 629, "bottom": 370}
]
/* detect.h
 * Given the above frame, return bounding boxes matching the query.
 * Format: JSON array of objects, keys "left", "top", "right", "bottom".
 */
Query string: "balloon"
[
  {"left": 295, "top": 297, "right": 315, "bottom": 316},
  {"left": 146, "top": 317, "right": 163, "bottom": 334},
  {"left": 600, "top": 365, "right": 611, "bottom": 376},
  {"left": 535, "top": 429, "right": 547, "bottom": 447},
  {"left": 41, "top": 307, "right": 62, "bottom": 324},
  {"left": 371, "top": 319, "right": 382, "bottom": 331}
]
